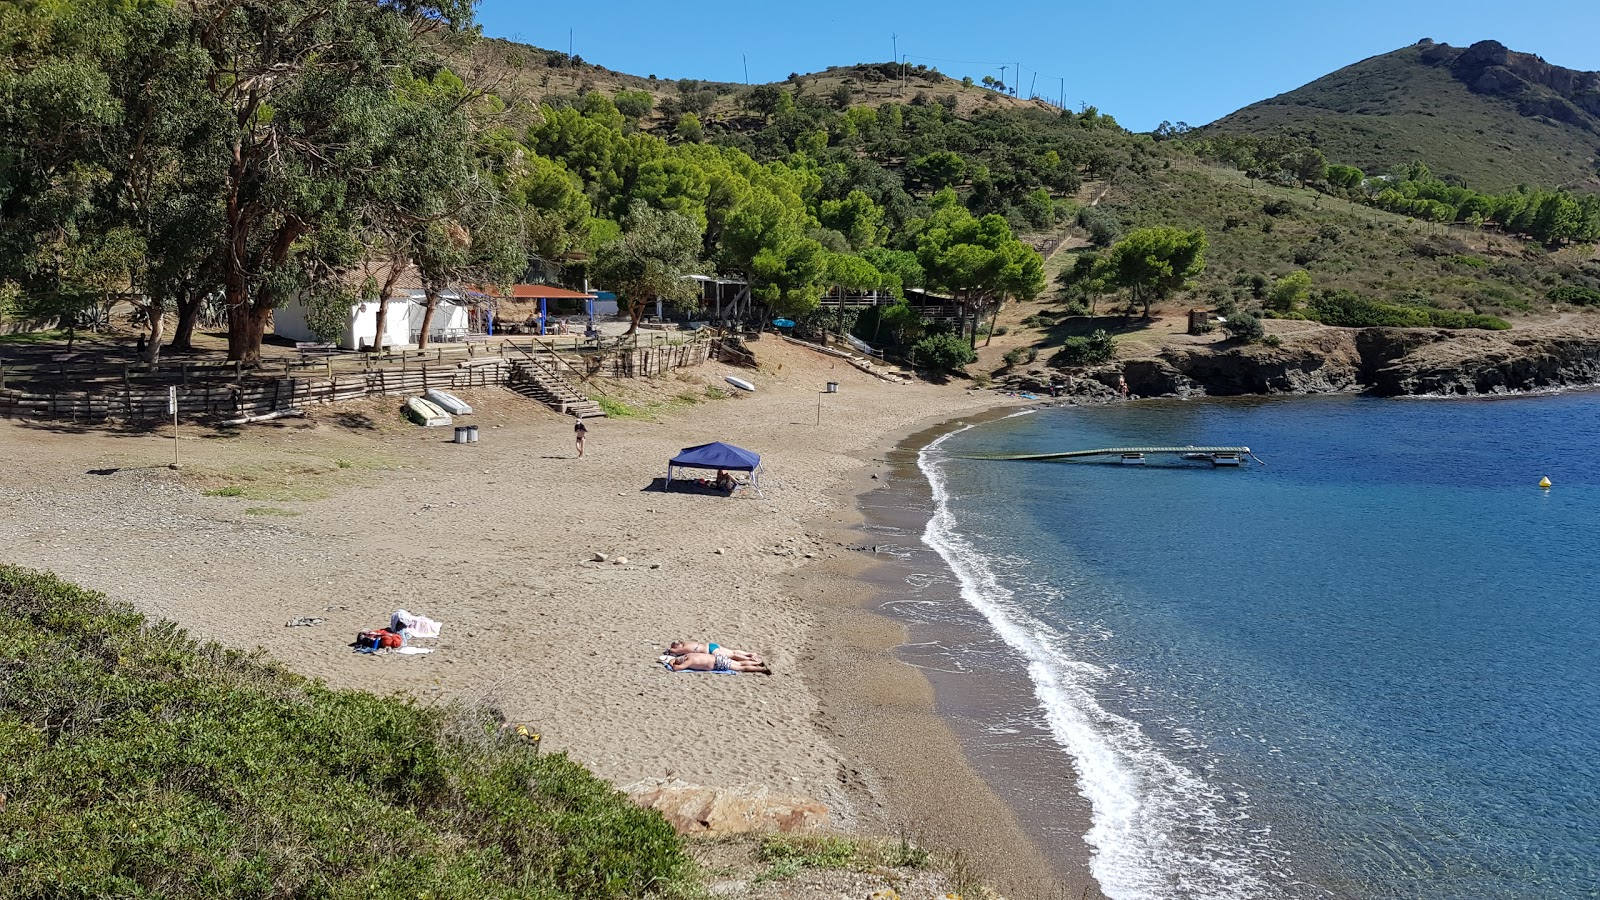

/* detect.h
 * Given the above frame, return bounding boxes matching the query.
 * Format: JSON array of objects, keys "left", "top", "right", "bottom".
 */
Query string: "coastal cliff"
[{"left": 1004, "top": 320, "right": 1600, "bottom": 400}]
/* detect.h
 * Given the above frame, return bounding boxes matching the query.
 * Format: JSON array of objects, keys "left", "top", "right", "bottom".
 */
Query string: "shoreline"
[{"left": 802, "top": 406, "right": 1101, "bottom": 900}]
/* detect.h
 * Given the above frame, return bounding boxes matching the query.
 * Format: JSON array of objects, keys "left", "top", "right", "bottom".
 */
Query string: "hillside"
[
  {"left": 463, "top": 36, "right": 1048, "bottom": 127},
  {"left": 1209, "top": 40, "right": 1600, "bottom": 194}
]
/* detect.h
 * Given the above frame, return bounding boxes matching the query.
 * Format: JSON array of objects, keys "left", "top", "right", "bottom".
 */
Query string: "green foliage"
[
  {"left": 1548, "top": 285, "right": 1600, "bottom": 307},
  {"left": 1222, "top": 310, "right": 1266, "bottom": 341},
  {"left": 590, "top": 202, "right": 703, "bottom": 330},
  {"left": 1002, "top": 346, "right": 1039, "bottom": 366},
  {"left": 1106, "top": 226, "right": 1208, "bottom": 318},
  {"left": 1306, "top": 290, "right": 1510, "bottom": 329},
  {"left": 673, "top": 112, "right": 703, "bottom": 143},
  {"left": 910, "top": 332, "right": 977, "bottom": 371},
  {"left": 1052, "top": 328, "right": 1116, "bottom": 366},
  {"left": 612, "top": 89, "right": 654, "bottom": 122},
  {"left": 0, "top": 565, "right": 690, "bottom": 899},
  {"left": 596, "top": 396, "right": 639, "bottom": 417},
  {"left": 1076, "top": 207, "right": 1121, "bottom": 246},
  {"left": 1266, "top": 270, "right": 1313, "bottom": 313}
]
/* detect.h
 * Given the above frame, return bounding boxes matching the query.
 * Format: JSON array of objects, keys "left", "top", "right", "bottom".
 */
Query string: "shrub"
[
  {"left": 1053, "top": 328, "right": 1116, "bottom": 366},
  {"left": 1222, "top": 310, "right": 1266, "bottom": 342},
  {"left": 1306, "top": 291, "right": 1510, "bottom": 330},
  {"left": 1077, "top": 207, "right": 1120, "bottom": 246},
  {"left": 1002, "top": 346, "right": 1039, "bottom": 366},
  {"left": 0, "top": 565, "right": 692, "bottom": 899},
  {"left": 1262, "top": 198, "right": 1294, "bottom": 217},
  {"left": 1548, "top": 285, "right": 1600, "bottom": 307},
  {"left": 911, "top": 332, "right": 977, "bottom": 371}
]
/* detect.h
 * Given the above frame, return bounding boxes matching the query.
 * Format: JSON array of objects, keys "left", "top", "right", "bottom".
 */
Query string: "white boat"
[
  {"left": 405, "top": 396, "right": 452, "bottom": 427},
  {"left": 424, "top": 388, "right": 472, "bottom": 415},
  {"left": 724, "top": 375, "right": 755, "bottom": 392},
  {"left": 1120, "top": 452, "right": 1146, "bottom": 465},
  {"left": 1209, "top": 452, "right": 1243, "bottom": 467}
]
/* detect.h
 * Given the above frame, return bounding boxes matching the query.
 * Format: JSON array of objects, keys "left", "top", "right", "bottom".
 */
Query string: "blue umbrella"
[{"left": 772, "top": 318, "right": 795, "bottom": 328}]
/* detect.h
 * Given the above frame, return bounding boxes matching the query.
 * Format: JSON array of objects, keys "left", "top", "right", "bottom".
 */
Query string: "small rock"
[
  {"left": 714, "top": 548, "right": 725, "bottom": 555},
  {"left": 650, "top": 563, "right": 661, "bottom": 570},
  {"left": 614, "top": 556, "right": 628, "bottom": 565},
  {"left": 592, "top": 552, "right": 608, "bottom": 563}
]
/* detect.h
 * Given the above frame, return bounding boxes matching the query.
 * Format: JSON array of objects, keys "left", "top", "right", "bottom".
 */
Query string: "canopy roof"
[{"left": 669, "top": 441, "right": 761, "bottom": 471}]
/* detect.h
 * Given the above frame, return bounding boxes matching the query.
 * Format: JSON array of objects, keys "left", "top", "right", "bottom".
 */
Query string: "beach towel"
[
  {"left": 391, "top": 609, "right": 442, "bottom": 638},
  {"left": 659, "top": 655, "right": 738, "bottom": 674}
]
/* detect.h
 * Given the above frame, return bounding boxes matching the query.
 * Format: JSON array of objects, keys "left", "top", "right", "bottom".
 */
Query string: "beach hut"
[{"left": 666, "top": 441, "right": 763, "bottom": 491}]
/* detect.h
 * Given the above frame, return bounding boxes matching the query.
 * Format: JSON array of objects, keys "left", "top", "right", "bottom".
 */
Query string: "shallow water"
[{"left": 919, "top": 394, "right": 1600, "bottom": 900}]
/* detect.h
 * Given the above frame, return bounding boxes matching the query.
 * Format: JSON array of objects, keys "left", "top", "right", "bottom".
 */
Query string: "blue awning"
[{"left": 668, "top": 441, "right": 761, "bottom": 472}]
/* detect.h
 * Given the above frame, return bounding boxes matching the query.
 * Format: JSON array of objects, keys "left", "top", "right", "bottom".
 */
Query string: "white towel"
[
  {"left": 391, "top": 646, "right": 434, "bottom": 655},
  {"left": 390, "top": 608, "right": 443, "bottom": 638}
]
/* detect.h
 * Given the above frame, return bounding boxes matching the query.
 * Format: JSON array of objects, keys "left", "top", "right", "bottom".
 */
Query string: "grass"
[
  {"left": 244, "top": 506, "right": 301, "bottom": 517},
  {"left": 0, "top": 329, "right": 67, "bottom": 344},
  {"left": 596, "top": 395, "right": 639, "bottom": 418},
  {"left": 0, "top": 565, "right": 695, "bottom": 899},
  {"left": 190, "top": 449, "right": 396, "bottom": 503},
  {"left": 202, "top": 485, "right": 244, "bottom": 497},
  {"left": 752, "top": 832, "right": 933, "bottom": 883}
]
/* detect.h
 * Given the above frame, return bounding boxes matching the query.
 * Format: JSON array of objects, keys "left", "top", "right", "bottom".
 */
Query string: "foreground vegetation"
[{"left": 0, "top": 565, "right": 692, "bottom": 899}]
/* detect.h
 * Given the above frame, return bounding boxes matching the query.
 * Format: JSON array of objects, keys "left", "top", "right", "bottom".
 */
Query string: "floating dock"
[{"left": 966, "top": 446, "right": 1260, "bottom": 464}]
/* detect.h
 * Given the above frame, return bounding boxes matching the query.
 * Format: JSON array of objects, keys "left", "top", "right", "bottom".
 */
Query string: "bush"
[
  {"left": 1077, "top": 207, "right": 1120, "bottom": 246},
  {"left": 1306, "top": 291, "right": 1511, "bottom": 330},
  {"left": 1002, "top": 346, "right": 1039, "bottom": 367},
  {"left": 911, "top": 332, "right": 977, "bottom": 371},
  {"left": 1053, "top": 329, "right": 1116, "bottom": 366},
  {"left": 1548, "top": 285, "right": 1600, "bottom": 307},
  {"left": 1222, "top": 310, "right": 1266, "bottom": 342},
  {"left": 0, "top": 565, "right": 691, "bottom": 899},
  {"left": 1262, "top": 198, "right": 1294, "bottom": 217}
]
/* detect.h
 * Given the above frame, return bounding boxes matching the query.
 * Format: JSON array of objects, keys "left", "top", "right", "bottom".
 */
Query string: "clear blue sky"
[{"left": 474, "top": 0, "right": 1600, "bottom": 131}]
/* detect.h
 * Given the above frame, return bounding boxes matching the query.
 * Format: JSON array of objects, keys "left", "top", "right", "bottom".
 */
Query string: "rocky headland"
[{"left": 1000, "top": 320, "right": 1600, "bottom": 401}]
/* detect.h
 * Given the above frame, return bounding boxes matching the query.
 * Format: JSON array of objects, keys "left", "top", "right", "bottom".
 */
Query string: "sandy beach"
[{"left": 0, "top": 338, "right": 1094, "bottom": 898}]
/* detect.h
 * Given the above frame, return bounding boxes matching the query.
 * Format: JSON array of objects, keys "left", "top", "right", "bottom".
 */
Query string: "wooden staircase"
[{"left": 506, "top": 353, "right": 605, "bottom": 418}]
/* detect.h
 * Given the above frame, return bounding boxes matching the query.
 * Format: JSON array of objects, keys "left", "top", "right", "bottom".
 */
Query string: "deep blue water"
[{"left": 920, "top": 394, "right": 1600, "bottom": 900}]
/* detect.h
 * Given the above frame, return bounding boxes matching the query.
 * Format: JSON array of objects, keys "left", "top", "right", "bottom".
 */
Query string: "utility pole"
[
  {"left": 1060, "top": 76, "right": 1065, "bottom": 110},
  {"left": 892, "top": 33, "right": 897, "bottom": 66},
  {"left": 568, "top": 27, "right": 572, "bottom": 58},
  {"left": 1015, "top": 61, "right": 1021, "bottom": 96},
  {"left": 742, "top": 54, "right": 748, "bottom": 84},
  {"left": 1029, "top": 71, "right": 1037, "bottom": 101}
]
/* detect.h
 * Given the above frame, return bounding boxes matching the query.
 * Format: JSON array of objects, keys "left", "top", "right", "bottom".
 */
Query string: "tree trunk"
[
  {"left": 983, "top": 302, "right": 1002, "bottom": 347},
  {"left": 144, "top": 304, "right": 165, "bottom": 365},
  {"left": 225, "top": 282, "right": 268, "bottom": 365},
  {"left": 417, "top": 285, "right": 440, "bottom": 350},
  {"left": 170, "top": 284, "right": 202, "bottom": 352},
  {"left": 625, "top": 300, "right": 643, "bottom": 335}
]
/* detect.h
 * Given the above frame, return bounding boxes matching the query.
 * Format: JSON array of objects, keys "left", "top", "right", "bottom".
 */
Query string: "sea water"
[{"left": 918, "top": 394, "right": 1600, "bottom": 900}]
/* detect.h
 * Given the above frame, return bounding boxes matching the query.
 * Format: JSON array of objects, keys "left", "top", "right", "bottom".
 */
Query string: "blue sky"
[{"left": 475, "top": 0, "right": 1600, "bottom": 131}]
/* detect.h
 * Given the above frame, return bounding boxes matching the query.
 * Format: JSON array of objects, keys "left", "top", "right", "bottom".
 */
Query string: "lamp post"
[{"left": 817, "top": 381, "right": 838, "bottom": 426}]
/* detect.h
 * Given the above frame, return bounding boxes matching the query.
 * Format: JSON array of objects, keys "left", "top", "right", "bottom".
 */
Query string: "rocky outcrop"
[
  {"left": 1002, "top": 320, "right": 1600, "bottom": 401},
  {"left": 624, "top": 777, "right": 829, "bottom": 835},
  {"left": 1448, "top": 40, "right": 1600, "bottom": 131}
]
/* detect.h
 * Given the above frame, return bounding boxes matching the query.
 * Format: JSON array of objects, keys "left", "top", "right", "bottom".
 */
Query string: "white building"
[{"left": 273, "top": 265, "right": 472, "bottom": 349}]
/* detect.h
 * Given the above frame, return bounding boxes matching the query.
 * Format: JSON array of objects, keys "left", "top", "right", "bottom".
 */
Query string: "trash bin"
[
  {"left": 453, "top": 426, "right": 469, "bottom": 444},
  {"left": 467, "top": 425, "right": 479, "bottom": 443}
]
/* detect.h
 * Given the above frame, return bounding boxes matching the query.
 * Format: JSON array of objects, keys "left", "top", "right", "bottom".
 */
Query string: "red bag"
[{"left": 356, "top": 628, "right": 404, "bottom": 650}]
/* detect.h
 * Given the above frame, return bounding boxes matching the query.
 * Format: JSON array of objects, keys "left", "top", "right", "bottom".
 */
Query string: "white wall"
[{"left": 275, "top": 292, "right": 470, "bottom": 349}]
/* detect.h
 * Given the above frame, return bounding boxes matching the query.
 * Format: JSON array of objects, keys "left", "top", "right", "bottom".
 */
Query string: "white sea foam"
[{"left": 918, "top": 429, "right": 1283, "bottom": 900}]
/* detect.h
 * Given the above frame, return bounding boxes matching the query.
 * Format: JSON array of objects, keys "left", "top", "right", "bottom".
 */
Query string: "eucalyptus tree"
[{"left": 187, "top": 0, "right": 476, "bottom": 363}]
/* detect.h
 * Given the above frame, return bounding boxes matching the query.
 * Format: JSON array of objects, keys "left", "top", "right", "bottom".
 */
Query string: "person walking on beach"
[{"left": 573, "top": 413, "right": 588, "bottom": 458}]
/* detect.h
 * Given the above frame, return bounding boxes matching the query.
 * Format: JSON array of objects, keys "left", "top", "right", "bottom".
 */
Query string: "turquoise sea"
[{"left": 917, "top": 393, "right": 1600, "bottom": 900}]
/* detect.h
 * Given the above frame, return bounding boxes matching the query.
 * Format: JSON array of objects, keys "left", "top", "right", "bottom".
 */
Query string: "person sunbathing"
[
  {"left": 664, "top": 651, "right": 771, "bottom": 674},
  {"left": 667, "top": 640, "right": 762, "bottom": 662}
]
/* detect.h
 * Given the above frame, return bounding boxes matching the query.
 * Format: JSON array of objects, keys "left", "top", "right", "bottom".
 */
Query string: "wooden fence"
[
  {"left": 2, "top": 335, "right": 718, "bottom": 423},
  {"left": 0, "top": 360, "right": 510, "bottom": 423},
  {"left": 600, "top": 340, "right": 713, "bottom": 378}
]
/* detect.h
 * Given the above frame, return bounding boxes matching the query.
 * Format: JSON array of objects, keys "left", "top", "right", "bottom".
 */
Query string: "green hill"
[{"left": 1208, "top": 40, "right": 1600, "bottom": 194}]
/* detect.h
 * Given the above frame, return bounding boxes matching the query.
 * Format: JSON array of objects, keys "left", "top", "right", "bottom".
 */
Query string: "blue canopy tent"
[{"left": 667, "top": 441, "right": 762, "bottom": 492}]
